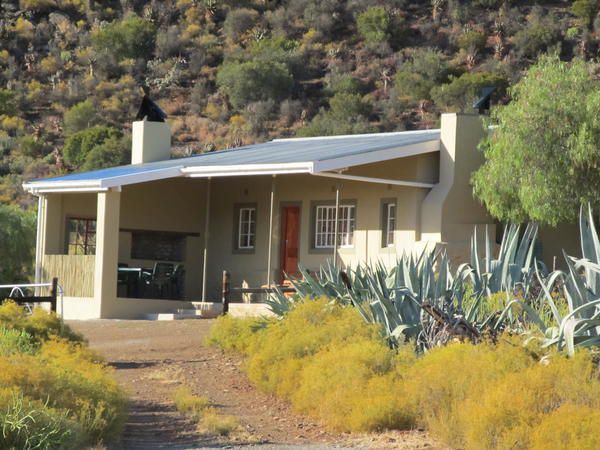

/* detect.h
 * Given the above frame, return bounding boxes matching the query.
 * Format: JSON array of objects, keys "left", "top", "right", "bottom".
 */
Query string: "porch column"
[
  {"left": 93, "top": 189, "right": 121, "bottom": 318},
  {"left": 333, "top": 184, "right": 340, "bottom": 268},
  {"left": 266, "top": 175, "right": 276, "bottom": 287},
  {"left": 201, "top": 178, "right": 211, "bottom": 301},
  {"left": 34, "top": 195, "right": 45, "bottom": 289}
]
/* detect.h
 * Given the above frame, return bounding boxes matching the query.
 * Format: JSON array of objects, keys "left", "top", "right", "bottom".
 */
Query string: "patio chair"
[
  {"left": 170, "top": 264, "right": 185, "bottom": 299},
  {"left": 143, "top": 262, "right": 175, "bottom": 298}
]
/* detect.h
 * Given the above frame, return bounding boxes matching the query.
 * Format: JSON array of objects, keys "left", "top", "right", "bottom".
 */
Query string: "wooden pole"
[
  {"left": 50, "top": 277, "right": 58, "bottom": 313},
  {"left": 221, "top": 270, "right": 230, "bottom": 315},
  {"left": 266, "top": 175, "right": 276, "bottom": 288},
  {"left": 333, "top": 184, "right": 340, "bottom": 268},
  {"left": 202, "top": 178, "right": 211, "bottom": 301}
]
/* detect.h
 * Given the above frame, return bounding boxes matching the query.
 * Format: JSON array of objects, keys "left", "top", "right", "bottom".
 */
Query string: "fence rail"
[{"left": 0, "top": 278, "right": 61, "bottom": 313}]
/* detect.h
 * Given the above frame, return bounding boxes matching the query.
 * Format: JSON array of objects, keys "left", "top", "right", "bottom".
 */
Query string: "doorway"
[{"left": 280, "top": 205, "right": 300, "bottom": 282}]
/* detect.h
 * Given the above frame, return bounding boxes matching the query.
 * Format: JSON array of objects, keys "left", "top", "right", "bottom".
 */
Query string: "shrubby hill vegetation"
[
  {"left": 2, "top": 0, "right": 600, "bottom": 211},
  {"left": 0, "top": 301, "right": 127, "bottom": 449}
]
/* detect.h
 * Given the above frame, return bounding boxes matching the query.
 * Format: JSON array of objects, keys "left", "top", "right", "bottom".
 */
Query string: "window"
[
  {"left": 237, "top": 207, "right": 256, "bottom": 249},
  {"left": 382, "top": 202, "right": 396, "bottom": 247},
  {"left": 67, "top": 218, "right": 96, "bottom": 255},
  {"left": 314, "top": 205, "right": 355, "bottom": 248},
  {"left": 131, "top": 231, "right": 186, "bottom": 261}
]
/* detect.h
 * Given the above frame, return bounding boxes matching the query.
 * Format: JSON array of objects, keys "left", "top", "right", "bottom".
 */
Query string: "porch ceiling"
[{"left": 23, "top": 129, "right": 440, "bottom": 194}]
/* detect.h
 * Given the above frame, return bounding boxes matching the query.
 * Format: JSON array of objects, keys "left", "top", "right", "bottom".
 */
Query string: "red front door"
[{"left": 280, "top": 206, "right": 300, "bottom": 281}]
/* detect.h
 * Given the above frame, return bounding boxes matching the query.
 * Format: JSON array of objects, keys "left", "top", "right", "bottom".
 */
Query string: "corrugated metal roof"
[{"left": 25, "top": 129, "right": 440, "bottom": 190}]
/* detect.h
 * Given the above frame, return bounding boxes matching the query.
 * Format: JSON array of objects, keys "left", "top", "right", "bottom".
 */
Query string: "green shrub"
[
  {"left": 63, "top": 100, "right": 99, "bottom": 135},
  {"left": 173, "top": 386, "right": 210, "bottom": 419},
  {"left": 431, "top": 71, "right": 507, "bottom": 112},
  {"left": 458, "top": 351, "right": 600, "bottom": 450},
  {"left": 530, "top": 403, "right": 600, "bottom": 450},
  {"left": 0, "top": 391, "right": 83, "bottom": 450},
  {"left": 206, "top": 314, "right": 268, "bottom": 354},
  {"left": 356, "top": 7, "right": 390, "bottom": 44},
  {"left": 197, "top": 408, "right": 239, "bottom": 436},
  {"left": 217, "top": 59, "right": 294, "bottom": 110},
  {"left": 0, "top": 303, "right": 126, "bottom": 447},
  {"left": 63, "top": 126, "right": 126, "bottom": 170},
  {"left": 0, "top": 206, "right": 35, "bottom": 283},
  {"left": 223, "top": 8, "right": 259, "bottom": 42},
  {"left": 0, "top": 301, "right": 83, "bottom": 344},
  {"left": 92, "top": 14, "right": 156, "bottom": 62},
  {"left": 402, "top": 338, "right": 536, "bottom": 447},
  {"left": 395, "top": 48, "right": 449, "bottom": 102},
  {"left": 0, "top": 327, "right": 35, "bottom": 356}
]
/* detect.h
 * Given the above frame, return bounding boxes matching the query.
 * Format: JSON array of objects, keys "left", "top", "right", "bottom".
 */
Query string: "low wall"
[
  {"left": 228, "top": 302, "right": 275, "bottom": 318},
  {"left": 105, "top": 298, "right": 197, "bottom": 319},
  {"left": 58, "top": 297, "right": 99, "bottom": 320}
]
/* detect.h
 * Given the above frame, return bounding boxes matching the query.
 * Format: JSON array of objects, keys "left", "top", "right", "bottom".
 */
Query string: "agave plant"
[
  {"left": 460, "top": 222, "right": 543, "bottom": 300},
  {"left": 530, "top": 205, "right": 600, "bottom": 356}
]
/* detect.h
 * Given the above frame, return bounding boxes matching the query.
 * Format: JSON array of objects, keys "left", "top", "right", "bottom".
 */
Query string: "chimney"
[{"left": 131, "top": 120, "right": 171, "bottom": 164}]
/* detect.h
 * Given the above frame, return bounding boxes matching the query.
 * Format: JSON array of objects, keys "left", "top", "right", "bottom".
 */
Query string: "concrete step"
[{"left": 142, "top": 310, "right": 202, "bottom": 321}]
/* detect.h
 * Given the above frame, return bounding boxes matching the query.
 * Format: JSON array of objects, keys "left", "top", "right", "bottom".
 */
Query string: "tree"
[
  {"left": 217, "top": 60, "right": 294, "bottom": 110},
  {"left": 63, "top": 126, "right": 125, "bottom": 170},
  {"left": 431, "top": 72, "right": 507, "bottom": 112},
  {"left": 63, "top": 100, "right": 99, "bottom": 135},
  {"left": 572, "top": 0, "right": 600, "bottom": 29},
  {"left": 297, "top": 92, "right": 373, "bottom": 137},
  {"left": 472, "top": 56, "right": 600, "bottom": 226},
  {"left": 82, "top": 135, "right": 131, "bottom": 171},
  {"left": 0, "top": 89, "right": 16, "bottom": 116},
  {"left": 223, "top": 8, "right": 259, "bottom": 42},
  {"left": 0, "top": 204, "right": 35, "bottom": 283},
  {"left": 356, "top": 7, "right": 390, "bottom": 44},
  {"left": 395, "top": 48, "right": 449, "bottom": 102},
  {"left": 91, "top": 15, "right": 156, "bottom": 62}
]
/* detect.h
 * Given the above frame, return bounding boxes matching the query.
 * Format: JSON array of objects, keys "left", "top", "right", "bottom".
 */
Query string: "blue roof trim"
[{"left": 28, "top": 129, "right": 440, "bottom": 185}]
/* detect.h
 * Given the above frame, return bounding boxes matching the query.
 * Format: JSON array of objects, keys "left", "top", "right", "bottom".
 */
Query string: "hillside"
[{"left": 0, "top": 0, "right": 597, "bottom": 207}]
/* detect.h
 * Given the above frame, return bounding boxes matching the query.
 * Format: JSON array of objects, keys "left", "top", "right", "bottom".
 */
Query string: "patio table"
[{"left": 118, "top": 267, "right": 151, "bottom": 297}]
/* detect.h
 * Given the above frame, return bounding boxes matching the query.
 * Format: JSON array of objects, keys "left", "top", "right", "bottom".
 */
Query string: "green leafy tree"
[
  {"left": 217, "top": 60, "right": 294, "bottom": 110},
  {"left": 512, "top": 8, "right": 561, "bottom": 59},
  {"left": 356, "top": 7, "right": 390, "bottom": 44},
  {"left": 82, "top": 135, "right": 131, "bottom": 171},
  {"left": 395, "top": 48, "right": 449, "bottom": 102},
  {"left": 0, "top": 204, "right": 35, "bottom": 283},
  {"left": 431, "top": 72, "right": 507, "bottom": 112},
  {"left": 297, "top": 93, "right": 373, "bottom": 137},
  {"left": 572, "top": 0, "right": 600, "bottom": 29},
  {"left": 91, "top": 15, "right": 156, "bottom": 62},
  {"left": 223, "top": 8, "right": 259, "bottom": 42},
  {"left": 63, "top": 126, "right": 124, "bottom": 170},
  {"left": 0, "top": 90, "right": 16, "bottom": 116},
  {"left": 473, "top": 56, "right": 600, "bottom": 225},
  {"left": 63, "top": 100, "right": 99, "bottom": 135}
]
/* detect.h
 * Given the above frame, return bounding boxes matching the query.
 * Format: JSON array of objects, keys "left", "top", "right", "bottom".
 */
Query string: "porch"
[{"left": 35, "top": 163, "right": 436, "bottom": 319}]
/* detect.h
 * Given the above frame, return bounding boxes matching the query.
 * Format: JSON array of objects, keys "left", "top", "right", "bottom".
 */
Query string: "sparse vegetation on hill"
[{"left": 1, "top": 0, "right": 599, "bottom": 210}]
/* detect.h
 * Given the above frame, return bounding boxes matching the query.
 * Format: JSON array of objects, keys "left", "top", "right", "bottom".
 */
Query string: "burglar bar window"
[
  {"left": 67, "top": 218, "right": 96, "bottom": 255},
  {"left": 314, "top": 205, "right": 355, "bottom": 248},
  {"left": 237, "top": 207, "right": 256, "bottom": 249}
]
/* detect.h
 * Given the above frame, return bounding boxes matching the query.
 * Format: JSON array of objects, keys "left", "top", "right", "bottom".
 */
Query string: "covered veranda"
[{"left": 23, "top": 116, "right": 484, "bottom": 319}]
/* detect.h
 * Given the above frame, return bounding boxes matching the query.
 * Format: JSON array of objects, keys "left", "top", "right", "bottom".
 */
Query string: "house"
[{"left": 24, "top": 112, "right": 546, "bottom": 320}]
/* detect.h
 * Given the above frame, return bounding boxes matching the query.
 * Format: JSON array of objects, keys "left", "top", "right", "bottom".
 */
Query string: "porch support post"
[
  {"left": 201, "top": 178, "right": 211, "bottom": 301},
  {"left": 93, "top": 189, "right": 121, "bottom": 318},
  {"left": 333, "top": 184, "right": 340, "bottom": 269},
  {"left": 266, "top": 175, "right": 276, "bottom": 287},
  {"left": 34, "top": 195, "right": 44, "bottom": 294}
]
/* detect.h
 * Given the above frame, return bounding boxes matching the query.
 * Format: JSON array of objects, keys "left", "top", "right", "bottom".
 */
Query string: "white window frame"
[
  {"left": 237, "top": 207, "right": 256, "bottom": 249},
  {"left": 314, "top": 204, "right": 355, "bottom": 249},
  {"left": 383, "top": 202, "right": 396, "bottom": 247}
]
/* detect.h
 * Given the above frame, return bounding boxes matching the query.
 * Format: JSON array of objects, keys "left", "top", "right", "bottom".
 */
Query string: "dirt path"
[{"left": 70, "top": 319, "right": 442, "bottom": 450}]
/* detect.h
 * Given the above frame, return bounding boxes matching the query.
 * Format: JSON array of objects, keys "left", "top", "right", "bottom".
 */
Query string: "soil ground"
[{"left": 70, "top": 319, "right": 445, "bottom": 450}]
